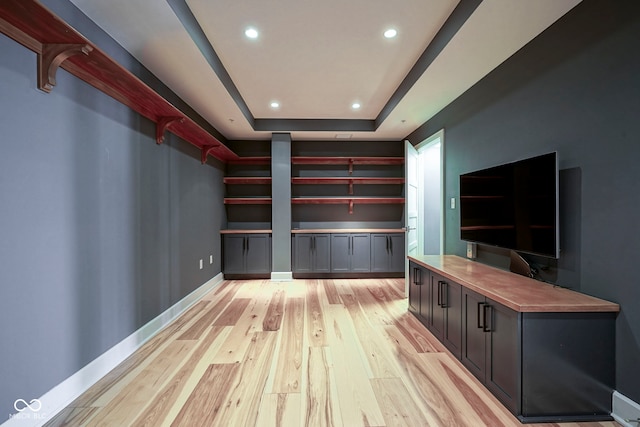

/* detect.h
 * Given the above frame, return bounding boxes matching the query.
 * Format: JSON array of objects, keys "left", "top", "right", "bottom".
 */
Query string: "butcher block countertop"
[
  {"left": 409, "top": 255, "right": 619, "bottom": 313},
  {"left": 220, "top": 229, "right": 272, "bottom": 234},
  {"left": 291, "top": 228, "right": 404, "bottom": 233}
]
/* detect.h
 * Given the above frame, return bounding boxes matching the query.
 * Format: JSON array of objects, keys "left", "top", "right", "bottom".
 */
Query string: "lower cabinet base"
[
  {"left": 518, "top": 414, "right": 613, "bottom": 424},
  {"left": 293, "top": 272, "right": 404, "bottom": 279}
]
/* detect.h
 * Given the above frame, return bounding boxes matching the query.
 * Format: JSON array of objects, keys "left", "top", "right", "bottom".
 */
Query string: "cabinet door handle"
[
  {"left": 477, "top": 302, "right": 486, "bottom": 329},
  {"left": 415, "top": 268, "right": 422, "bottom": 285},
  {"left": 437, "top": 281, "right": 443, "bottom": 307},
  {"left": 246, "top": 236, "right": 249, "bottom": 252},
  {"left": 483, "top": 304, "right": 493, "bottom": 333}
]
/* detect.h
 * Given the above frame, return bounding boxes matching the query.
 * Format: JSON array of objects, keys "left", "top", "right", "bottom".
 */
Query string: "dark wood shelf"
[
  {"left": 227, "top": 156, "right": 271, "bottom": 165},
  {"left": 224, "top": 177, "right": 272, "bottom": 185},
  {"left": 291, "top": 156, "right": 404, "bottom": 165},
  {"left": 292, "top": 197, "right": 404, "bottom": 214},
  {"left": 292, "top": 177, "right": 404, "bottom": 195},
  {"left": 224, "top": 197, "right": 272, "bottom": 205},
  {"left": 0, "top": 0, "right": 238, "bottom": 163},
  {"left": 291, "top": 177, "right": 404, "bottom": 185}
]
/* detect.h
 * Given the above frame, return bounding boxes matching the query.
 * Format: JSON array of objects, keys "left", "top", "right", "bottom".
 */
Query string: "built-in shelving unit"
[
  {"left": 0, "top": 0, "right": 238, "bottom": 163},
  {"left": 291, "top": 156, "right": 405, "bottom": 215},
  {"left": 224, "top": 154, "right": 272, "bottom": 228}
]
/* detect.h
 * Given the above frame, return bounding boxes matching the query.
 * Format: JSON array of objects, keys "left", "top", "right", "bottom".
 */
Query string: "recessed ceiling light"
[
  {"left": 270, "top": 101, "right": 280, "bottom": 108},
  {"left": 384, "top": 28, "right": 397, "bottom": 39},
  {"left": 245, "top": 27, "right": 259, "bottom": 39},
  {"left": 351, "top": 103, "right": 361, "bottom": 109}
]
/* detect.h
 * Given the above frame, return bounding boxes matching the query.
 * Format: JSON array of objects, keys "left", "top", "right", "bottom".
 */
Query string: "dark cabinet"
[
  {"left": 223, "top": 233, "right": 271, "bottom": 277},
  {"left": 293, "top": 233, "right": 330, "bottom": 273},
  {"left": 371, "top": 233, "right": 404, "bottom": 273},
  {"left": 429, "top": 272, "right": 462, "bottom": 359},
  {"left": 331, "top": 233, "right": 370, "bottom": 273},
  {"left": 408, "top": 261, "right": 426, "bottom": 315},
  {"left": 461, "top": 288, "right": 520, "bottom": 414},
  {"left": 409, "top": 256, "right": 616, "bottom": 423}
]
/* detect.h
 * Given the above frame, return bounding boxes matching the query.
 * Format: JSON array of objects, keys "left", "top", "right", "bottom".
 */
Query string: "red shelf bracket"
[
  {"left": 348, "top": 199, "right": 354, "bottom": 214},
  {"left": 156, "top": 116, "right": 184, "bottom": 145},
  {"left": 348, "top": 158, "right": 354, "bottom": 175},
  {"left": 38, "top": 43, "right": 93, "bottom": 93},
  {"left": 201, "top": 145, "right": 219, "bottom": 164}
]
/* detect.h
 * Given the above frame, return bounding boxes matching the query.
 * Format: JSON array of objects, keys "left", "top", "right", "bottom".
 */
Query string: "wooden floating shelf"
[
  {"left": 292, "top": 197, "right": 404, "bottom": 214},
  {"left": 227, "top": 156, "right": 271, "bottom": 165},
  {"left": 224, "top": 198, "right": 272, "bottom": 205},
  {"left": 292, "top": 156, "right": 404, "bottom": 175},
  {"left": 291, "top": 156, "right": 404, "bottom": 165},
  {"left": 291, "top": 177, "right": 404, "bottom": 185},
  {"left": 292, "top": 177, "right": 404, "bottom": 195},
  {"left": 0, "top": 0, "right": 239, "bottom": 164},
  {"left": 223, "top": 177, "right": 272, "bottom": 185}
]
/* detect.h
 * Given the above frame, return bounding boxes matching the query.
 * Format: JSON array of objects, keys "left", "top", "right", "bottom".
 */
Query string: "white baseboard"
[
  {"left": 613, "top": 391, "right": 640, "bottom": 427},
  {"left": 271, "top": 271, "right": 293, "bottom": 281},
  {"left": 2, "top": 273, "right": 224, "bottom": 427}
]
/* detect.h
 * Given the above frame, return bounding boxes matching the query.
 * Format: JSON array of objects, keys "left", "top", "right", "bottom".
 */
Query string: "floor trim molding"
[
  {"left": 2, "top": 273, "right": 224, "bottom": 427},
  {"left": 270, "top": 271, "right": 293, "bottom": 281},
  {"left": 613, "top": 391, "right": 640, "bottom": 427}
]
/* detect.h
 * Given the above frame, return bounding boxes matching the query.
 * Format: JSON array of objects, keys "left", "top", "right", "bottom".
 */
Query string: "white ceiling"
[{"left": 68, "top": 0, "right": 582, "bottom": 142}]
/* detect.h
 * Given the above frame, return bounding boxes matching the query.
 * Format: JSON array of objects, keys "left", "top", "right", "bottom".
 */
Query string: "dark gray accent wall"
[
  {"left": 406, "top": 0, "right": 640, "bottom": 403},
  {"left": 272, "top": 133, "right": 292, "bottom": 273},
  {"left": 0, "top": 6, "right": 225, "bottom": 423}
]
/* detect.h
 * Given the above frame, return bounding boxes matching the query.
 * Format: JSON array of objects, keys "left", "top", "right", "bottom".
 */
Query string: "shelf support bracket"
[
  {"left": 156, "top": 116, "right": 184, "bottom": 145},
  {"left": 348, "top": 199, "right": 354, "bottom": 215},
  {"left": 201, "top": 145, "right": 219, "bottom": 164},
  {"left": 38, "top": 43, "right": 93, "bottom": 93},
  {"left": 348, "top": 158, "right": 354, "bottom": 175}
]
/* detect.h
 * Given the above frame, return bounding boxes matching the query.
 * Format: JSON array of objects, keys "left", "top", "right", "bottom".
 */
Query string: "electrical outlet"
[
  {"left": 199, "top": 259, "right": 203, "bottom": 270},
  {"left": 450, "top": 197, "right": 456, "bottom": 209},
  {"left": 209, "top": 255, "right": 213, "bottom": 264}
]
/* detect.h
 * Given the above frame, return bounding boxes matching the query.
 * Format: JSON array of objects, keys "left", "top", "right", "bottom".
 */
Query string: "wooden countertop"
[
  {"left": 220, "top": 229, "right": 272, "bottom": 234},
  {"left": 292, "top": 228, "right": 404, "bottom": 233},
  {"left": 409, "top": 255, "right": 619, "bottom": 313}
]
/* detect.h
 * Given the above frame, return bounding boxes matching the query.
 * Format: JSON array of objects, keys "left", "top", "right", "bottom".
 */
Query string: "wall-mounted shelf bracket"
[
  {"left": 38, "top": 43, "right": 93, "bottom": 93},
  {"left": 156, "top": 116, "right": 184, "bottom": 145},
  {"left": 201, "top": 145, "right": 219, "bottom": 164}
]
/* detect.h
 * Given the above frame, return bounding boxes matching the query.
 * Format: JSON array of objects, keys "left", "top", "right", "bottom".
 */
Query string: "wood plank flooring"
[{"left": 44, "top": 279, "right": 619, "bottom": 427}]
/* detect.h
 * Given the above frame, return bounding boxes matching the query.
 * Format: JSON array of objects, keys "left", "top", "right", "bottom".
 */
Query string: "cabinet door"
[
  {"left": 429, "top": 273, "right": 446, "bottom": 339},
  {"left": 313, "top": 234, "right": 331, "bottom": 272},
  {"left": 388, "top": 234, "right": 405, "bottom": 273},
  {"left": 418, "top": 268, "right": 431, "bottom": 322},
  {"left": 245, "top": 234, "right": 271, "bottom": 274},
  {"left": 371, "top": 234, "right": 390, "bottom": 272},
  {"left": 485, "top": 300, "right": 520, "bottom": 414},
  {"left": 408, "top": 262, "right": 422, "bottom": 314},
  {"left": 461, "top": 288, "right": 487, "bottom": 382},
  {"left": 443, "top": 281, "right": 462, "bottom": 360},
  {"left": 350, "top": 233, "right": 371, "bottom": 272},
  {"left": 223, "top": 235, "right": 246, "bottom": 274},
  {"left": 330, "top": 234, "right": 350, "bottom": 272},
  {"left": 293, "top": 234, "right": 314, "bottom": 273}
]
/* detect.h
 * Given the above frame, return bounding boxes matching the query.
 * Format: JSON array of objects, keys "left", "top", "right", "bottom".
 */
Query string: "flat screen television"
[{"left": 459, "top": 152, "right": 559, "bottom": 258}]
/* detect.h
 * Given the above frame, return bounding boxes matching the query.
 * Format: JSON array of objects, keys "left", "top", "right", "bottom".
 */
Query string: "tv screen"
[{"left": 459, "top": 152, "right": 559, "bottom": 258}]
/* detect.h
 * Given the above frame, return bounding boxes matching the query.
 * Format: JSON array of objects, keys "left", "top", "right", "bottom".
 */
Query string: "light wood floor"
[{"left": 45, "top": 278, "right": 619, "bottom": 427}]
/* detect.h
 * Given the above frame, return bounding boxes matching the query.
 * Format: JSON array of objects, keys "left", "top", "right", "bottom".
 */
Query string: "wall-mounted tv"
[{"left": 459, "top": 152, "right": 559, "bottom": 258}]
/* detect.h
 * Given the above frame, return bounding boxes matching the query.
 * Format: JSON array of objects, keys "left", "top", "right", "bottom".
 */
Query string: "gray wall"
[
  {"left": 407, "top": 0, "right": 640, "bottom": 404},
  {"left": 0, "top": 3, "right": 225, "bottom": 421}
]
